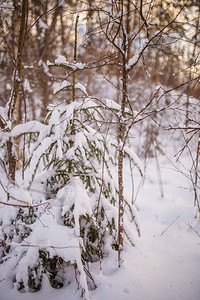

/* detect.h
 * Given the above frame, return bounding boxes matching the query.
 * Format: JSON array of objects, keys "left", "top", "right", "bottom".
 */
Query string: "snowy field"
[{"left": 0, "top": 153, "right": 199, "bottom": 300}]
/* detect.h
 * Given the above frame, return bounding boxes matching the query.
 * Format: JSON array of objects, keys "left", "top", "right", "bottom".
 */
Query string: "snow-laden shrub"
[{"left": 0, "top": 91, "right": 141, "bottom": 298}]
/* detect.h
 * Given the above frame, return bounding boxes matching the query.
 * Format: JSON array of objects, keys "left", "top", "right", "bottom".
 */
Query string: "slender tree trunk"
[
  {"left": 126, "top": 0, "right": 131, "bottom": 61},
  {"left": 12, "top": 0, "right": 21, "bottom": 60},
  {"left": 118, "top": 1, "right": 127, "bottom": 266},
  {"left": 8, "top": 0, "right": 28, "bottom": 120},
  {"left": 118, "top": 137, "right": 124, "bottom": 266},
  {"left": 69, "top": 14, "right": 79, "bottom": 174},
  {"left": 72, "top": 14, "right": 79, "bottom": 103},
  {"left": 194, "top": 132, "right": 200, "bottom": 209},
  {"left": 36, "top": 1, "right": 62, "bottom": 118},
  {"left": 6, "top": 0, "right": 28, "bottom": 182}
]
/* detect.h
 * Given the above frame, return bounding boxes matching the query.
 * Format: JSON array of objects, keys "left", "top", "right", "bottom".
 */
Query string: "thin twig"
[
  {"left": 26, "top": 0, "right": 62, "bottom": 35},
  {"left": 0, "top": 240, "right": 79, "bottom": 250},
  {"left": 160, "top": 215, "right": 180, "bottom": 236},
  {"left": 188, "top": 222, "right": 200, "bottom": 238}
]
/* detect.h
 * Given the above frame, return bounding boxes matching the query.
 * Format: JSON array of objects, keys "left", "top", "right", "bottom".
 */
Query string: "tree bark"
[
  {"left": 118, "top": 0, "right": 127, "bottom": 267},
  {"left": 8, "top": 0, "right": 28, "bottom": 120},
  {"left": 36, "top": 1, "right": 62, "bottom": 118},
  {"left": 6, "top": 0, "right": 28, "bottom": 182}
]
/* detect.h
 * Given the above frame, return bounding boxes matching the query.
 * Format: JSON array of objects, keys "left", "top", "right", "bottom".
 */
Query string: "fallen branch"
[
  {"left": 0, "top": 240, "right": 79, "bottom": 250},
  {"left": 160, "top": 215, "right": 180, "bottom": 236},
  {"left": 188, "top": 222, "right": 200, "bottom": 238}
]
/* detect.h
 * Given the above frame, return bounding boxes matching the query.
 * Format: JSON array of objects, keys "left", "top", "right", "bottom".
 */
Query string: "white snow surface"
[{"left": 0, "top": 154, "right": 199, "bottom": 299}]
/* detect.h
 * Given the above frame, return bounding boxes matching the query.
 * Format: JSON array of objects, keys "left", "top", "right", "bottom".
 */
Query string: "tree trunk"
[
  {"left": 6, "top": 0, "right": 28, "bottom": 182},
  {"left": 36, "top": 1, "right": 62, "bottom": 118},
  {"left": 8, "top": 0, "right": 28, "bottom": 120},
  {"left": 118, "top": 1, "right": 127, "bottom": 266}
]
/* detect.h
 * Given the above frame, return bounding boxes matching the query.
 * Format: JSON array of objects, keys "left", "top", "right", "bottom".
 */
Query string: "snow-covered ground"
[{"left": 0, "top": 152, "right": 199, "bottom": 300}]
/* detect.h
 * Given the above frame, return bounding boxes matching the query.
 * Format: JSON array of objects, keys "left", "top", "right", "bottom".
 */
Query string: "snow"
[
  {"left": 23, "top": 79, "right": 33, "bottom": 93},
  {"left": 53, "top": 80, "right": 71, "bottom": 94},
  {"left": 0, "top": 2, "right": 14, "bottom": 9},
  {"left": 47, "top": 56, "right": 86, "bottom": 70},
  {"left": 0, "top": 105, "right": 7, "bottom": 123},
  {"left": 126, "top": 54, "right": 140, "bottom": 70},
  {"left": 81, "top": 98, "right": 99, "bottom": 109},
  {"left": 0, "top": 151, "right": 199, "bottom": 299},
  {"left": 74, "top": 63, "right": 86, "bottom": 70},
  {"left": 75, "top": 82, "right": 87, "bottom": 95},
  {"left": 58, "top": 0, "right": 64, "bottom": 7},
  {"left": 7, "top": 184, "right": 33, "bottom": 206},
  {"left": 105, "top": 98, "right": 129, "bottom": 114},
  {"left": 124, "top": 146, "right": 143, "bottom": 176},
  {"left": 54, "top": 55, "right": 67, "bottom": 65},
  {"left": 11, "top": 121, "right": 47, "bottom": 137},
  {"left": 38, "top": 19, "right": 48, "bottom": 30},
  {"left": 106, "top": 98, "right": 121, "bottom": 110},
  {"left": 126, "top": 39, "right": 148, "bottom": 71},
  {"left": 6, "top": 83, "right": 11, "bottom": 90}
]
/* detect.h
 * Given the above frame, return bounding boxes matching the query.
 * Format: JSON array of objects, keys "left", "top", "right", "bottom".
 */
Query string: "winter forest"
[{"left": 0, "top": 0, "right": 199, "bottom": 299}]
